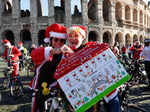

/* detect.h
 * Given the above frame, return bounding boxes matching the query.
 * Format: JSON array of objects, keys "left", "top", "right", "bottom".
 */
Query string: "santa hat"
[
  {"left": 44, "top": 23, "right": 67, "bottom": 43},
  {"left": 18, "top": 41, "right": 23, "bottom": 45},
  {"left": 67, "top": 25, "right": 87, "bottom": 39},
  {"left": 3, "top": 39, "right": 10, "bottom": 46}
]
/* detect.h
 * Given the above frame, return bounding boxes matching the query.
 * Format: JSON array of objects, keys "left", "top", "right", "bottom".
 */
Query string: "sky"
[
  {"left": 21, "top": 0, "right": 150, "bottom": 16},
  {"left": 20, "top": 0, "right": 82, "bottom": 15}
]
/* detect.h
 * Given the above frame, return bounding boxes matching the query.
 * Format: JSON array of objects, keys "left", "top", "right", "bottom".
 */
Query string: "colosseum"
[{"left": 0, "top": 0, "right": 150, "bottom": 53}]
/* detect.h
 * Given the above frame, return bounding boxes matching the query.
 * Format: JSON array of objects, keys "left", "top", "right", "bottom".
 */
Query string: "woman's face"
[{"left": 52, "top": 37, "right": 66, "bottom": 48}]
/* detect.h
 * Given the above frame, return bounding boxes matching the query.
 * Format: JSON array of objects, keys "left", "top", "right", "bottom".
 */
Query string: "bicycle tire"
[
  {"left": 10, "top": 79, "right": 24, "bottom": 97},
  {"left": 122, "top": 103, "right": 147, "bottom": 112},
  {"left": 2, "top": 78, "right": 9, "bottom": 89},
  {"left": 128, "top": 104, "right": 147, "bottom": 112},
  {"left": 10, "top": 85, "right": 24, "bottom": 97}
]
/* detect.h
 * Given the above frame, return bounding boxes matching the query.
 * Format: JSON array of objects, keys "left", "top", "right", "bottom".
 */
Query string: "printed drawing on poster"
[{"left": 55, "top": 44, "right": 130, "bottom": 112}]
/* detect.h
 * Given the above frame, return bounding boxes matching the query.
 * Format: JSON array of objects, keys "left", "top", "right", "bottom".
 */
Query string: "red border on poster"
[{"left": 54, "top": 43, "right": 109, "bottom": 80}]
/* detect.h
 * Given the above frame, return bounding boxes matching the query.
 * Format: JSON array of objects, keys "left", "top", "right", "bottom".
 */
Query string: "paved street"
[{"left": 0, "top": 59, "right": 150, "bottom": 112}]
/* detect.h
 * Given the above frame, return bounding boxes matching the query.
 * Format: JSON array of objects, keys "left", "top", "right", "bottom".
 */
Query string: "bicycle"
[
  {"left": 23, "top": 56, "right": 34, "bottom": 77},
  {"left": 1, "top": 60, "right": 24, "bottom": 97},
  {"left": 30, "top": 82, "right": 73, "bottom": 112},
  {"left": 119, "top": 82, "right": 147, "bottom": 112},
  {"left": 128, "top": 59, "right": 147, "bottom": 85},
  {"left": 118, "top": 57, "right": 147, "bottom": 112}
]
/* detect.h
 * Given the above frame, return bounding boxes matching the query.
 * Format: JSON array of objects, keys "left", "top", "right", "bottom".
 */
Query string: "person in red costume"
[
  {"left": 121, "top": 45, "right": 127, "bottom": 55},
  {"left": 2, "top": 39, "right": 21, "bottom": 77},
  {"left": 130, "top": 41, "right": 144, "bottom": 60},
  {"left": 65, "top": 25, "right": 121, "bottom": 112},
  {"left": 30, "top": 23, "right": 69, "bottom": 112}
]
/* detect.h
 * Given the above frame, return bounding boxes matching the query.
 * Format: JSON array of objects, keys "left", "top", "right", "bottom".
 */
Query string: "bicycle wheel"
[
  {"left": 10, "top": 79, "right": 24, "bottom": 97},
  {"left": 10, "top": 84, "right": 24, "bottom": 97},
  {"left": 2, "top": 78, "right": 9, "bottom": 89},
  {"left": 123, "top": 104, "right": 147, "bottom": 112}
]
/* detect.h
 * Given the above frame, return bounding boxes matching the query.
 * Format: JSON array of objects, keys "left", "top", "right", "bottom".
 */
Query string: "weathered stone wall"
[{"left": 0, "top": 0, "right": 150, "bottom": 55}]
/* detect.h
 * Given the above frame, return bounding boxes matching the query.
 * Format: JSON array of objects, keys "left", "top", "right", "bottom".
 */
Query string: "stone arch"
[
  {"left": 125, "top": 33, "right": 131, "bottom": 46},
  {"left": 88, "top": 0, "right": 96, "bottom": 21},
  {"left": 139, "top": 35, "right": 144, "bottom": 44},
  {"left": 1, "top": 30, "right": 15, "bottom": 45},
  {"left": 38, "top": 30, "right": 45, "bottom": 46},
  {"left": 133, "top": 9, "right": 137, "bottom": 22},
  {"left": 103, "top": 0, "right": 111, "bottom": 22},
  {"left": 115, "top": 2, "right": 122, "bottom": 21},
  {"left": 71, "top": 0, "right": 81, "bottom": 15},
  {"left": 20, "top": 0, "right": 30, "bottom": 17},
  {"left": 115, "top": 32, "right": 123, "bottom": 46},
  {"left": 54, "top": 0, "right": 65, "bottom": 23},
  {"left": 125, "top": 5, "right": 130, "bottom": 20},
  {"left": 133, "top": 34, "right": 138, "bottom": 43},
  {"left": 37, "top": 0, "right": 45, "bottom": 16},
  {"left": 88, "top": 31, "right": 99, "bottom": 42},
  {"left": 4, "top": 0, "right": 12, "bottom": 14},
  {"left": 20, "top": 29, "right": 32, "bottom": 49},
  {"left": 140, "top": 10, "right": 143, "bottom": 24},
  {"left": 103, "top": 31, "right": 111, "bottom": 44},
  {"left": 72, "top": 0, "right": 82, "bottom": 24}
]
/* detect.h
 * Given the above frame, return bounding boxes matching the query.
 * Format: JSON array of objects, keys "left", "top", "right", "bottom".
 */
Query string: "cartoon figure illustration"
[
  {"left": 78, "top": 67, "right": 87, "bottom": 78},
  {"left": 72, "top": 72, "right": 81, "bottom": 82},
  {"left": 89, "top": 73, "right": 107, "bottom": 96},
  {"left": 71, "top": 88, "right": 81, "bottom": 98},
  {"left": 64, "top": 76, "right": 72, "bottom": 87},
  {"left": 90, "top": 58, "right": 98, "bottom": 70},
  {"left": 84, "top": 63, "right": 94, "bottom": 76}
]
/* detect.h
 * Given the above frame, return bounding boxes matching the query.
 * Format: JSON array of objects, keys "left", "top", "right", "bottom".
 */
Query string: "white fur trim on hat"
[
  {"left": 70, "top": 27, "right": 86, "bottom": 37},
  {"left": 50, "top": 32, "right": 67, "bottom": 39},
  {"left": 44, "top": 38, "right": 49, "bottom": 43},
  {"left": 4, "top": 42, "right": 11, "bottom": 46},
  {"left": 44, "top": 47, "right": 53, "bottom": 60}
]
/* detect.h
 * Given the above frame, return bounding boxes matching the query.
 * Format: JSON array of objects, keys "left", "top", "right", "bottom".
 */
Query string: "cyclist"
[
  {"left": 30, "top": 23, "right": 68, "bottom": 112},
  {"left": 62, "top": 25, "right": 121, "bottom": 112},
  {"left": 2, "top": 39, "right": 21, "bottom": 78},
  {"left": 112, "top": 42, "right": 120, "bottom": 56},
  {"left": 140, "top": 38, "right": 150, "bottom": 88},
  {"left": 18, "top": 41, "right": 27, "bottom": 71},
  {"left": 130, "top": 41, "right": 144, "bottom": 60}
]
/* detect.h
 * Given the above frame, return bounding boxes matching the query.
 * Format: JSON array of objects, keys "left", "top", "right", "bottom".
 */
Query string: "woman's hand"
[
  {"left": 53, "top": 48, "right": 62, "bottom": 54},
  {"left": 60, "top": 45, "right": 74, "bottom": 54}
]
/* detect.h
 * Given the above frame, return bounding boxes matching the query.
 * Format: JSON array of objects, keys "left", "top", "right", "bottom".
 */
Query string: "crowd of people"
[{"left": 1, "top": 23, "right": 150, "bottom": 112}]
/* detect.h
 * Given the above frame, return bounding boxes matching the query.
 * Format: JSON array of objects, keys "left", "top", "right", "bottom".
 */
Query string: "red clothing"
[
  {"left": 130, "top": 45, "right": 143, "bottom": 60},
  {"left": 3, "top": 46, "right": 21, "bottom": 76},
  {"left": 3, "top": 46, "right": 21, "bottom": 62},
  {"left": 30, "top": 46, "right": 55, "bottom": 112},
  {"left": 121, "top": 46, "right": 126, "bottom": 54},
  {"left": 31, "top": 47, "right": 45, "bottom": 68}
]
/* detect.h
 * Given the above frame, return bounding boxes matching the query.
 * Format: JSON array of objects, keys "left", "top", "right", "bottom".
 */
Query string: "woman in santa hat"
[{"left": 30, "top": 23, "right": 69, "bottom": 112}]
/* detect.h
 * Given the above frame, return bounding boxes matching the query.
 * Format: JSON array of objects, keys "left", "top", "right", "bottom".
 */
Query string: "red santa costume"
[
  {"left": 30, "top": 23, "right": 67, "bottom": 112},
  {"left": 129, "top": 41, "right": 144, "bottom": 60},
  {"left": 3, "top": 39, "right": 21, "bottom": 77}
]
